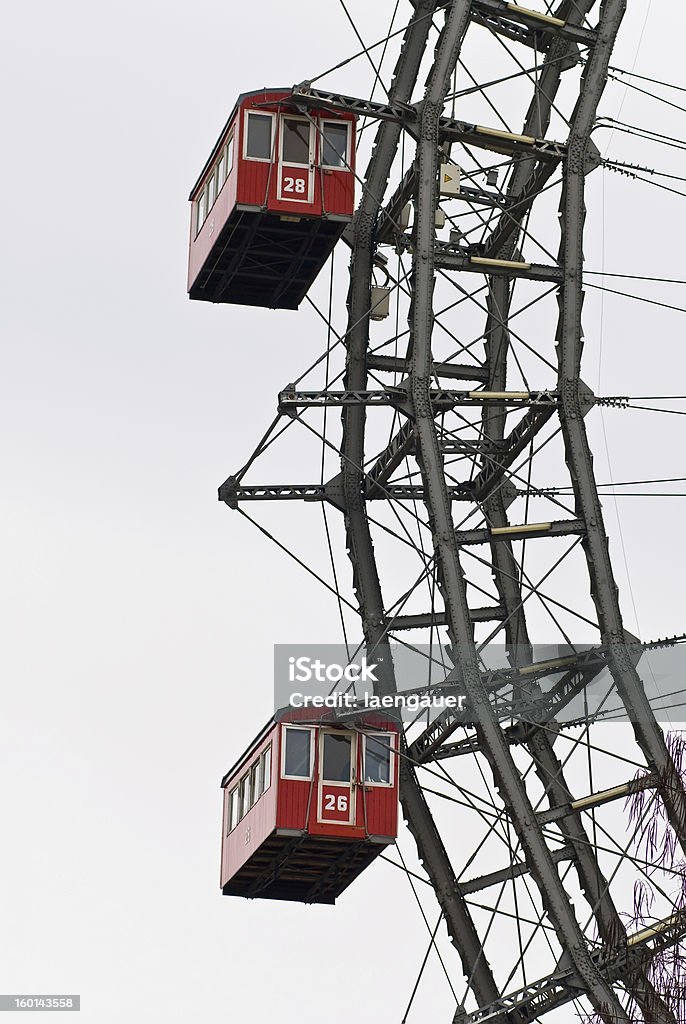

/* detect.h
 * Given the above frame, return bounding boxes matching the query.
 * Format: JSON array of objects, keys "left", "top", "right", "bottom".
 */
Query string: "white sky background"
[{"left": 2, "top": 1, "right": 686, "bottom": 1021}]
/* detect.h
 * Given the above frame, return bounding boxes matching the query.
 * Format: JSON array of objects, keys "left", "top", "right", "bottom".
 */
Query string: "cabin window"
[
  {"left": 239, "top": 774, "right": 250, "bottom": 818},
  {"left": 245, "top": 112, "right": 273, "bottom": 160},
  {"left": 281, "top": 118, "right": 310, "bottom": 166},
  {"left": 208, "top": 171, "right": 216, "bottom": 210},
  {"left": 250, "top": 763, "right": 260, "bottom": 808},
  {"left": 217, "top": 152, "right": 226, "bottom": 189},
  {"left": 227, "top": 786, "right": 235, "bottom": 835},
  {"left": 196, "top": 189, "right": 207, "bottom": 235},
  {"left": 226, "top": 134, "right": 234, "bottom": 176},
  {"left": 282, "top": 727, "right": 312, "bottom": 779},
  {"left": 322, "top": 732, "right": 352, "bottom": 783},
  {"left": 321, "top": 121, "right": 349, "bottom": 168},
  {"left": 229, "top": 787, "right": 240, "bottom": 831},
  {"left": 261, "top": 745, "right": 272, "bottom": 794},
  {"left": 364, "top": 734, "right": 393, "bottom": 786}
]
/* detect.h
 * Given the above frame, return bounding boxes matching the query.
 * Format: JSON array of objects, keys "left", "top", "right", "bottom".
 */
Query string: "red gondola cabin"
[
  {"left": 220, "top": 713, "right": 399, "bottom": 904},
  {"left": 188, "top": 90, "right": 356, "bottom": 310}
]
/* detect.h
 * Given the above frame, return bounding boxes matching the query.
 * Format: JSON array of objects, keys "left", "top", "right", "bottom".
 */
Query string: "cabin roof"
[
  {"left": 220, "top": 716, "right": 276, "bottom": 788},
  {"left": 188, "top": 88, "right": 290, "bottom": 199}
]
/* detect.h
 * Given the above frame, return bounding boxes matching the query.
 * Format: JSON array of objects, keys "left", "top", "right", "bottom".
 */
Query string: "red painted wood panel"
[
  {"left": 220, "top": 729, "right": 277, "bottom": 888},
  {"left": 236, "top": 158, "right": 271, "bottom": 209},
  {"left": 321, "top": 169, "right": 355, "bottom": 218},
  {"left": 187, "top": 155, "right": 238, "bottom": 291}
]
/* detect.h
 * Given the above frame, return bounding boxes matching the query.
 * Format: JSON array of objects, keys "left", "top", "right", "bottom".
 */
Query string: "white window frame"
[
  {"left": 280, "top": 725, "right": 315, "bottom": 781},
  {"left": 320, "top": 729, "right": 355, "bottom": 784},
  {"left": 363, "top": 732, "right": 395, "bottom": 788},
  {"left": 278, "top": 115, "right": 314, "bottom": 204},
  {"left": 280, "top": 116, "right": 313, "bottom": 169},
  {"left": 249, "top": 762, "right": 260, "bottom": 809},
  {"left": 243, "top": 110, "right": 275, "bottom": 163},
  {"left": 260, "top": 745, "right": 272, "bottom": 795},
  {"left": 317, "top": 729, "right": 356, "bottom": 826},
  {"left": 223, "top": 788, "right": 230, "bottom": 836},
  {"left": 195, "top": 188, "right": 207, "bottom": 236},
  {"left": 320, "top": 119, "right": 350, "bottom": 170},
  {"left": 228, "top": 786, "right": 240, "bottom": 832},
  {"left": 226, "top": 132, "right": 235, "bottom": 177},
  {"left": 239, "top": 773, "right": 250, "bottom": 819}
]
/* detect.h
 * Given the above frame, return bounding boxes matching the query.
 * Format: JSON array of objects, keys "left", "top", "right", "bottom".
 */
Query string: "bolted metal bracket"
[{"left": 218, "top": 475, "right": 239, "bottom": 508}]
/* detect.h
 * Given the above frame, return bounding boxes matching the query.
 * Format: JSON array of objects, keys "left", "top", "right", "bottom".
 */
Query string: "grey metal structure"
[{"left": 219, "top": 2, "right": 686, "bottom": 1021}]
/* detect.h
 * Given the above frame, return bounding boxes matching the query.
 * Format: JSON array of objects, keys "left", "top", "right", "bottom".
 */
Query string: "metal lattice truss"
[{"left": 221, "top": 2, "right": 686, "bottom": 1022}]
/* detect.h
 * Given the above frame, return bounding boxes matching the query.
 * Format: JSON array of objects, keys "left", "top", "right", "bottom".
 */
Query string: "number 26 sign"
[{"left": 321, "top": 785, "right": 351, "bottom": 822}]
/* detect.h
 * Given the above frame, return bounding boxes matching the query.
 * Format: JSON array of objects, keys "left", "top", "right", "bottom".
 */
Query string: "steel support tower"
[{"left": 220, "top": 2, "right": 686, "bottom": 1020}]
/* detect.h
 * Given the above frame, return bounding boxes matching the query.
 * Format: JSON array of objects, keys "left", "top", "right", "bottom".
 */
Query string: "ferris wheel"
[{"left": 189, "top": 2, "right": 686, "bottom": 1021}]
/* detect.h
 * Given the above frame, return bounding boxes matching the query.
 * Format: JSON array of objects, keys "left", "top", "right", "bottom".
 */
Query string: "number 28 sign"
[{"left": 279, "top": 167, "right": 310, "bottom": 202}]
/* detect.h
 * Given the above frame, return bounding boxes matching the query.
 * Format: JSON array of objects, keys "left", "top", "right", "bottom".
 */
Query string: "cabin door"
[
  {"left": 317, "top": 730, "right": 356, "bottom": 826},
  {"left": 277, "top": 116, "right": 315, "bottom": 205}
]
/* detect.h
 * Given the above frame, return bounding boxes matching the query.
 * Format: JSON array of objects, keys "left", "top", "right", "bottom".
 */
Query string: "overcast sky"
[{"left": 2, "top": 2, "right": 686, "bottom": 1021}]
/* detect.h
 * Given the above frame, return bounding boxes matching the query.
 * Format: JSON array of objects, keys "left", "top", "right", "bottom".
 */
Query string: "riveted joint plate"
[
  {"left": 324, "top": 472, "right": 349, "bottom": 513},
  {"left": 218, "top": 475, "right": 239, "bottom": 508},
  {"left": 584, "top": 139, "right": 602, "bottom": 175}
]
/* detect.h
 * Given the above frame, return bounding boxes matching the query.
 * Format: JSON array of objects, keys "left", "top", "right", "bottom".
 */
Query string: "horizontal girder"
[
  {"left": 219, "top": 478, "right": 485, "bottom": 506},
  {"left": 461, "top": 845, "right": 574, "bottom": 896},
  {"left": 471, "top": 0, "right": 597, "bottom": 46},
  {"left": 366, "top": 353, "right": 489, "bottom": 383},
  {"left": 291, "top": 85, "right": 568, "bottom": 159},
  {"left": 278, "top": 387, "right": 559, "bottom": 412},
  {"left": 433, "top": 247, "right": 563, "bottom": 282},
  {"left": 387, "top": 606, "right": 506, "bottom": 630},
  {"left": 455, "top": 518, "right": 585, "bottom": 545}
]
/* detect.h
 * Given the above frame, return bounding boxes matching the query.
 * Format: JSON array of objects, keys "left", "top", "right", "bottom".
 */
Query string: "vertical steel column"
[
  {"left": 407, "top": 3, "right": 630, "bottom": 1020},
  {"left": 555, "top": 0, "right": 686, "bottom": 854},
  {"left": 471, "top": 8, "right": 674, "bottom": 1019},
  {"left": 340, "top": 2, "right": 503, "bottom": 1009}
]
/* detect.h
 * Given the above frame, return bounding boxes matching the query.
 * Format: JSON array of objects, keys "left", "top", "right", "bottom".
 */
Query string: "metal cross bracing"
[{"left": 220, "top": 2, "right": 686, "bottom": 1021}]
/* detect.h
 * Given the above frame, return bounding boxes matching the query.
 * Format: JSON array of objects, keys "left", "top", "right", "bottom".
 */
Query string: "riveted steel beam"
[
  {"left": 220, "top": 480, "right": 480, "bottom": 506},
  {"left": 471, "top": 0, "right": 680, "bottom": 1014},
  {"left": 291, "top": 86, "right": 568, "bottom": 160},
  {"left": 434, "top": 248, "right": 564, "bottom": 281},
  {"left": 461, "top": 845, "right": 574, "bottom": 896},
  {"left": 469, "top": 404, "right": 556, "bottom": 502},
  {"left": 338, "top": 2, "right": 505, "bottom": 1011},
  {"left": 537, "top": 773, "right": 659, "bottom": 825},
  {"left": 376, "top": 163, "right": 418, "bottom": 243},
  {"left": 366, "top": 353, "right": 489, "bottom": 383},
  {"left": 471, "top": 0, "right": 597, "bottom": 46},
  {"left": 278, "top": 387, "right": 558, "bottom": 412},
  {"left": 455, "top": 519, "right": 585, "bottom": 546},
  {"left": 387, "top": 606, "right": 507, "bottom": 632},
  {"left": 365, "top": 423, "right": 416, "bottom": 498},
  {"left": 407, "top": 1, "right": 630, "bottom": 1019},
  {"left": 554, "top": 0, "right": 686, "bottom": 860}
]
